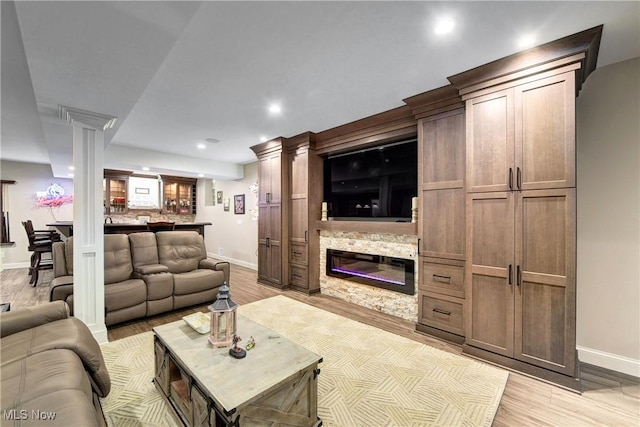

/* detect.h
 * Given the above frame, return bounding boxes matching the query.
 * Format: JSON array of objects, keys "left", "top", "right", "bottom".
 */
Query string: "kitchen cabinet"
[
  {"left": 162, "top": 176, "right": 197, "bottom": 215},
  {"left": 103, "top": 170, "right": 131, "bottom": 215}
]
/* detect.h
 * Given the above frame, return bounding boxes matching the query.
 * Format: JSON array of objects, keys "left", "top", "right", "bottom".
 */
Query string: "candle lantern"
[{"left": 208, "top": 283, "right": 237, "bottom": 347}]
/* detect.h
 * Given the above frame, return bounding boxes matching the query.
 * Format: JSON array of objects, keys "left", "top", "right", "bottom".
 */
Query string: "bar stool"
[{"left": 22, "top": 220, "right": 60, "bottom": 286}]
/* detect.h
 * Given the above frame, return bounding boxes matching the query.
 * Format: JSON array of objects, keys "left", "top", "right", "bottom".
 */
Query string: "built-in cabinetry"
[
  {"left": 252, "top": 139, "right": 288, "bottom": 288},
  {"left": 103, "top": 169, "right": 131, "bottom": 214},
  {"left": 286, "top": 133, "right": 322, "bottom": 294},
  {"left": 405, "top": 86, "right": 467, "bottom": 343},
  {"left": 451, "top": 36, "right": 599, "bottom": 387},
  {"left": 249, "top": 25, "right": 601, "bottom": 390},
  {"left": 162, "top": 176, "right": 197, "bottom": 215}
]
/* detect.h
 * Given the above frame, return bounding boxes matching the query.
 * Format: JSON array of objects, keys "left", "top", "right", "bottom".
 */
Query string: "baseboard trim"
[
  {"left": 577, "top": 346, "right": 640, "bottom": 378},
  {"left": 0, "top": 261, "right": 31, "bottom": 271},
  {"left": 207, "top": 253, "right": 257, "bottom": 271}
]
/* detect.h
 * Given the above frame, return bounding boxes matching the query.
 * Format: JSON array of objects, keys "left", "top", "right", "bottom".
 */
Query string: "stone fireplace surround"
[{"left": 319, "top": 230, "right": 418, "bottom": 322}]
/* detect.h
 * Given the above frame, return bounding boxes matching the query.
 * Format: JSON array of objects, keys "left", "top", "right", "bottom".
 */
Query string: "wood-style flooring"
[{"left": 1, "top": 265, "right": 638, "bottom": 426}]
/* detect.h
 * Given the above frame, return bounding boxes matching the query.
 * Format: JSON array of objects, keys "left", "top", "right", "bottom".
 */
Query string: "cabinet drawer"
[
  {"left": 420, "top": 260, "right": 465, "bottom": 298},
  {"left": 290, "top": 265, "right": 308, "bottom": 288},
  {"left": 290, "top": 243, "right": 308, "bottom": 265},
  {"left": 419, "top": 293, "right": 464, "bottom": 336}
]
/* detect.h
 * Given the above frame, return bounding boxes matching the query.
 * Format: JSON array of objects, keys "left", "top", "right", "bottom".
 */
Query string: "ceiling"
[{"left": 2, "top": 1, "right": 639, "bottom": 180}]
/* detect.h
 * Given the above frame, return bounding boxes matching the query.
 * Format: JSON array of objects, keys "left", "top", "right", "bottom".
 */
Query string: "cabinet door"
[
  {"left": 257, "top": 204, "right": 282, "bottom": 284},
  {"left": 514, "top": 189, "right": 576, "bottom": 375},
  {"left": 515, "top": 72, "right": 575, "bottom": 190},
  {"left": 258, "top": 157, "right": 271, "bottom": 204},
  {"left": 290, "top": 150, "right": 308, "bottom": 244},
  {"left": 465, "top": 192, "right": 515, "bottom": 357},
  {"left": 268, "top": 204, "right": 282, "bottom": 284},
  {"left": 420, "top": 111, "right": 465, "bottom": 190},
  {"left": 420, "top": 188, "right": 465, "bottom": 259},
  {"left": 418, "top": 110, "right": 466, "bottom": 259},
  {"left": 466, "top": 89, "right": 514, "bottom": 193},
  {"left": 258, "top": 153, "right": 282, "bottom": 204}
]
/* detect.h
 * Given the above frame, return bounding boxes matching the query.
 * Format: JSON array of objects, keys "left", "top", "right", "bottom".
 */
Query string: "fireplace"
[{"left": 326, "top": 249, "right": 415, "bottom": 295}]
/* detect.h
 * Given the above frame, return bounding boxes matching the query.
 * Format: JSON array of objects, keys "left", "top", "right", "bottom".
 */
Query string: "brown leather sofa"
[
  {"left": 50, "top": 231, "right": 230, "bottom": 326},
  {"left": 0, "top": 301, "right": 110, "bottom": 426}
]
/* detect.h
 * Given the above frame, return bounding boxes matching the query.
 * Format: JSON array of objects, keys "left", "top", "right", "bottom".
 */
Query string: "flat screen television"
[{"left": 323, "top": 139, "right": 417, "bottom": 221}]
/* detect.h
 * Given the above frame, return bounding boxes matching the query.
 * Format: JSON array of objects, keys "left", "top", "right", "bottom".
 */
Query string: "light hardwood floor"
[{"left": 1, "top": 265, "right": 638, "bottom": 426}]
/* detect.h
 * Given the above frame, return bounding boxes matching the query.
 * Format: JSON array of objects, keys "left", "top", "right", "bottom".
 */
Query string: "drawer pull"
[
  {"left": 292, "top": 274, "right": 302, "bottom": 278},
  {"left": 433, "top": 308, "right": 451, "bottom": 316},
  {"left": 293, "top": 251, "right": 302, "bottom": 256},
  {"left": 432, "top": 274, "right": 451, "bottom": 283}
]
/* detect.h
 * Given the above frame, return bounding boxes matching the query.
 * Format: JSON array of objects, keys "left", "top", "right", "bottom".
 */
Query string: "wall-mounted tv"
[{"left": 323, "top": 139, "right": 417, "bottom": 221}]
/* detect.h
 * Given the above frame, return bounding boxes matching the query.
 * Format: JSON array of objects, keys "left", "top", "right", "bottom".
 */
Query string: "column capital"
[{"left": 58, "top": 105, "right": 117, "bottom": 131}]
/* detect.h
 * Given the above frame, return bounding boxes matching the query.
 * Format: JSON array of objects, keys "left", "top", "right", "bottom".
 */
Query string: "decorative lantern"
[{"left": 208, "top": 283, "right": 237, "bottom": 347}]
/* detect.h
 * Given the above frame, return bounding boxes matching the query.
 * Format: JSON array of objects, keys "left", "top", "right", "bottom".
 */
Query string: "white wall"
[
  {"left": 0, "top": 160, "right": 74, "bottom": 268},
  {"left": 576, "top": 57, "right": 640, "bottom": 377},
  {"left": 196, "top": 162, "right": 258, "bottom": 270}
]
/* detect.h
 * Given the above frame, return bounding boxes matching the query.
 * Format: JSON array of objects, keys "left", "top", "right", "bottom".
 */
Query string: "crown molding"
[{"left": 58, "top": 105, "right": 117, "bottom": 131}]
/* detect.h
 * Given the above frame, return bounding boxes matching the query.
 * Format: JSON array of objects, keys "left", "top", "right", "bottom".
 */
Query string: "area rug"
[{"left": 100, "top": 295, "right": 508, "bottom": 426}]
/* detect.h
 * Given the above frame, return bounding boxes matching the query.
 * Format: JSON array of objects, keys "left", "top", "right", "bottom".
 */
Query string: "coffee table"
[{"left": 153, "top": 314, "right": 322, "bottom": 427}]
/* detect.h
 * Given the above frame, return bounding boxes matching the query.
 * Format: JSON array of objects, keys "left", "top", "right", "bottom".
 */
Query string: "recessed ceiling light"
[
  {"left": 68, "top": 173, "right": 74, "bottom": 178},
  {"left": 260, "top": 136, "right": 268, "bottom": 142},
  {"left": 434, "top": 17, "right": 455, "bottom": 35},
  {"left": 517, "top": 34, "right": 537, "bottom": 48},
  {"left": 198, "top": 173, "right": 204, "bottom": 178},
  {"left": 268, "top": 103, "right": 282, "bottom": 114},
  {"left": 142, "top": 166, "right": 150, "bottom": 171},
  {"left": 197, "top": 143, "right": 206, "bottom": 150},
  {"left": 68, "top": 165, "right": 75, "bottom": 171}
]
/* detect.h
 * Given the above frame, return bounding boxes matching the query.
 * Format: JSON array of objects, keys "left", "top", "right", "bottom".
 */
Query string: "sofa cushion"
[
  {"left": 104, "top": 234, "right": 134, "bottom": 284},
  {"left": 157, "top": 231, "right": 206, "bottom": 274},
  {"left": 1, "top": 349, "right": 92, "bottom": 409},
  {"left": 2, "top": 388, "right": 100, "bottom": 427},
  {"left": 105, "top": 279, "right": 147, "bottom": 312},
  {"left": 65, "top": 237, "right": 74, "bottom": 275},
  {"left": 173, "top": 269, "right": 223, "bottom": 295},
  {"left": 129, "top": 232, "right": 161, "bottom": 268},
  {"left": 0, "top": 317, "right": 111, "bottom": 397}
]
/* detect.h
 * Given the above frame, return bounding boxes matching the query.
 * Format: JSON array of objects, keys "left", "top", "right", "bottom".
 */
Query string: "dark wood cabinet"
[
  {"left": 459, "top": 57, "right": 586, "bottom": 388},
  {"left": 285, "top": 133, "right": 322, "bottom": 294},
  {"left": 405, "top": 86, "right": 467, "bottom": 343},
  {"left": 162, "top": 176, "right": 197, "bottom": 215},
  {"left": 465, "top": 71, "right": 576, "bottom": 193},
  {"left": 252, "top": 139, "right": 288, "bottom": 289},
  {"left": 103, "top": 169, "right": 131, "bottom": 215},
  {"left": 466, "top": 189, "right": 576, "bottom": 375}
]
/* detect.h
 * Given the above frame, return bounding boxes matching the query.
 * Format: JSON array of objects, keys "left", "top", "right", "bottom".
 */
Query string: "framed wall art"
[{"left": 234, "top": 194, "right": 245, "bottom": 214}]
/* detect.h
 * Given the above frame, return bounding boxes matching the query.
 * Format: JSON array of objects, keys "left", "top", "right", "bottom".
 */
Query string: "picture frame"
[
  {"left": 234, "top": 194, "right": 245, "bottom": 214},
  {"left": 216, "top": 191, "right": 223, "bottom": 204},
  {"left": 135, "top": 187, "right": 150, "bottom": 195},
  {"left": 223, "top": 198, "right": 230, "bottom": 211}
]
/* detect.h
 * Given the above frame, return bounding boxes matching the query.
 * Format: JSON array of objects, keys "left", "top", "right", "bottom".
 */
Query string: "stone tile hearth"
[{"left": 319, "top": 230, "right": 418, "bottom": 322}]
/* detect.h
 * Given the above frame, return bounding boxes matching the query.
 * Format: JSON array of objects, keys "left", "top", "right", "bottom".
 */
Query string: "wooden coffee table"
[{"left": 153, "top": 314, "right": 322, "bottom": 427}]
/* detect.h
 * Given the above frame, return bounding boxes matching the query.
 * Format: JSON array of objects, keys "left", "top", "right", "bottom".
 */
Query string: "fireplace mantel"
[{"left": 316, "top": 220, "right": 417, "bottom": 236}]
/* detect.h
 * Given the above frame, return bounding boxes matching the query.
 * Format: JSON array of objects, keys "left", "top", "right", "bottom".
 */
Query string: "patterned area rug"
[{"left": 100, "top": 295, "right": 508, "bottom": 426}]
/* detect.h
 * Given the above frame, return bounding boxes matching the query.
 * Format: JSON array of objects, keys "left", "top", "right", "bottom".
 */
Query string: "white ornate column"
[{"left": 59, "top": 106, "right": 117, "bottom": 343}]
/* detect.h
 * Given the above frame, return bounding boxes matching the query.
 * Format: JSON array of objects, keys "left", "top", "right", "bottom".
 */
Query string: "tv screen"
[{"left": 323, "top": 139, "right": 417, "bottom": 220}]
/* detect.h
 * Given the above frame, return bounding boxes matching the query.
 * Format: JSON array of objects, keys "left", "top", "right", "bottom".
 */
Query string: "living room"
[{"left": 1, "top": 2, "right": 639, "bottom": 426}]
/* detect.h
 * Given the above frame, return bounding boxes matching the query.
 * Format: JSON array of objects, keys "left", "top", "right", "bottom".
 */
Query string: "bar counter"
[{"left": 46, "top": 221, "right": 211, "bottom": 238}]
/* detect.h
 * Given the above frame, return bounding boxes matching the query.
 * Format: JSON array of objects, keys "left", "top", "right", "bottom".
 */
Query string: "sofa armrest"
[
  {"left": 199, "top": 259, "right": 230, "bottom": 283},
  {"left": 134, "top": 264, "right": 170, "bottom": 275},
  {"left": 0, "top": 301, "right": 70, "bottom": 338},
  {"left": 50, "top": 279, "right": 74, "bottom": 303}
]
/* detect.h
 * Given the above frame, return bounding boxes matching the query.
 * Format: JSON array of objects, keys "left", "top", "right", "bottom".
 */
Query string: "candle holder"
[
  {"left": 411, "top": 197, "right": 418, "bottom": 223},
  {"left": 208, "top": 283, "right": 237, "bottom": 348}
]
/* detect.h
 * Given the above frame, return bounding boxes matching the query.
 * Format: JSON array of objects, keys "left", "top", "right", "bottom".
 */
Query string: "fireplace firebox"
[{"left": 326, "top": 249, "right": 415, "bottom": 295}]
